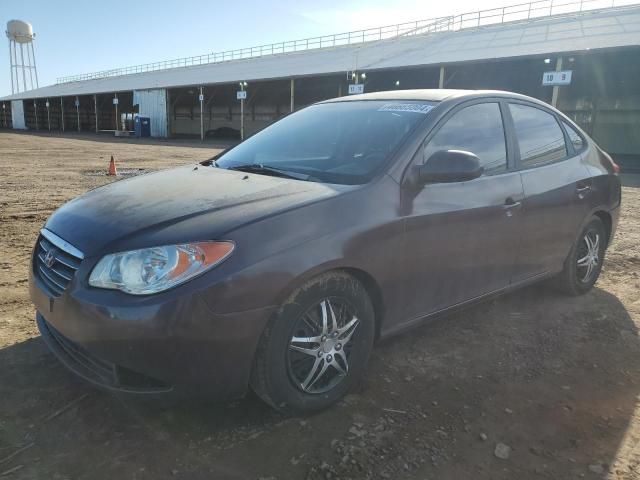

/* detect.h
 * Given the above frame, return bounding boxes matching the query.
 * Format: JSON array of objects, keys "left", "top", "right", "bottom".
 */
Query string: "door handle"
[
  {"left": 576, "top": 183, "right": 591, "bottom": 199},
  {"left": 503, "top": 198, "right": 522, "bottom": 209},
  {"left": 503, "top": 197, "right": 522, "bottom": 217}
]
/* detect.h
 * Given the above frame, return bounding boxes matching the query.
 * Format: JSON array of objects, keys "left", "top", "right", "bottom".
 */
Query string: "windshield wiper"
[{"left": 225, "top": 163, "right": 311, "bottom": 181}]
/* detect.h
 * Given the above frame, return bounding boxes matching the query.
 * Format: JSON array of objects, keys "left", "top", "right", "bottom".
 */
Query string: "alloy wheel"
[
  {"left": 576, "top": 229, "right": 600, "bottom": 283},
  {"left": 287, "top": 298, "right": 360, "bottom": 394}
]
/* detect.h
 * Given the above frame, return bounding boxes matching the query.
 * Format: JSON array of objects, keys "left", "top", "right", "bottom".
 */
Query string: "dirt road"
[{"left": 1, "top": 131, "right": 639, "bottom": 479}]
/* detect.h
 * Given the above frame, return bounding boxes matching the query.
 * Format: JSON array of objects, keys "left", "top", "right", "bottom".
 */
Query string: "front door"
[{"left": 401, "top": 101, "right": 525, "bottom": 322}]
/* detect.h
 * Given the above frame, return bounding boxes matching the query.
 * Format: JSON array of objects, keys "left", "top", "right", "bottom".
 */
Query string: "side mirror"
[{"left": 417, "top": 150, "right": 484, "bottom": 184}]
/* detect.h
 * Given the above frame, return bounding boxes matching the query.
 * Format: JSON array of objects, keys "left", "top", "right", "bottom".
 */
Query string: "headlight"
[{"left": 88, "top": 242, "right": 234, "bottom": 295}]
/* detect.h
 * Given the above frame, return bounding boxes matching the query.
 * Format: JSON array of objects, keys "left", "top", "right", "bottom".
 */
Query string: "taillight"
[
  {"left": 612, "top": 160, "right": 621, "bottom": 174},
  {"left": 598, "top": 147, "right": 620, "bottom": 175}
]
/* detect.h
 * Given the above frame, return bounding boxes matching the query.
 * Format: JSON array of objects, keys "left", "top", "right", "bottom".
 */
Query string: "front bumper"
[
  {"left": 37, "top": 313, "right": 173, "bottom": 394},
  {"left": 30, "top": 266, "right": 274, "bottom": 400}
]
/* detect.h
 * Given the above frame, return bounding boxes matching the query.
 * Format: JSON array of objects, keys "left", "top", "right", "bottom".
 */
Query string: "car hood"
[{"left": 45, "top": 165, "right": 342, "bottom": 257}]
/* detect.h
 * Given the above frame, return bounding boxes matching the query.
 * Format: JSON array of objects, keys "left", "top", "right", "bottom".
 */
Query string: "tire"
[
  {"left": 250, "top": 271, "right": 375, "bottom": 415},
  {"left": 553, "top": 217, "right": 607, "bottom": 296}
]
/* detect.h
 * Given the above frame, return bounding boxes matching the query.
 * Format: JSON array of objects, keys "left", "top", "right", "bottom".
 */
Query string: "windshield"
[{"left": 215, "top": 100, "right": 437, "bottom": 184}]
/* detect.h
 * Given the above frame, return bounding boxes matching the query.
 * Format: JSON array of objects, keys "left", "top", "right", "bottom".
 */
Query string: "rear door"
[
  {"left": 401, "top": 100, "right": 525, "bottom": 321},
  {"left": 506, "top": 102, "right": 593, "bottom": 282}
]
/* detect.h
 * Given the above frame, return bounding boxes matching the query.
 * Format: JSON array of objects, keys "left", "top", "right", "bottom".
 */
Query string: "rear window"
[
  {"left": 509, "top": 104, "right": 567, "bottom": 168},
  {"left": 215, "top": 100, "right": 436, "bottom": 184}
]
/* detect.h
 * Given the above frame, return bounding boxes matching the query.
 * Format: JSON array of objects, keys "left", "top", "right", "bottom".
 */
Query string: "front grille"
[{"left": 34, "top": 230, "right": 83, "bottom": 297}]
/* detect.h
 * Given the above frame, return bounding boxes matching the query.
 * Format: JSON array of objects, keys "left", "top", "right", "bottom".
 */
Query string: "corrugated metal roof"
[{"left": 3, "top": 5, "right": 640, "bottom": 101}]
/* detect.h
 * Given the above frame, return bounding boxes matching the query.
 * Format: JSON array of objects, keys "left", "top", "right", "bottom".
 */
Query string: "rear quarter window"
[
  {"left": 562, "top": 120, "right": 585, "bottom": 152},
  {"left": 509, "top": 104, "right": 567, "bottom": 168}
]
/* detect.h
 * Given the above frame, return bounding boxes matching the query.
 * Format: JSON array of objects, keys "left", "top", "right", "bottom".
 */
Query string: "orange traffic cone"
[{"left": 107, "top": 155, "right": 118, "bottom": 176}]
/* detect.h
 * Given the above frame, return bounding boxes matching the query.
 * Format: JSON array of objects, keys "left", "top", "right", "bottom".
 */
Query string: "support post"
[
  {"left": 166, "top": 89, "right": 170, "bottom": 139},
  {"left": 551, "top": 57, "right": 563, "bottom": 108},
  {"left": 19, "top": 43, "right": 27, "bottom": 92},
  {"left": 94, "top": 95, "right": 98, "bottom": 132},
  {"left": 76, "top": 96, "right": 80, "bottom": 132},
  {"left": 46, "top": 99, "right": 50, "bottom": 131},
  {"left": 240, "top": 84, "right": 245, "bottom": 141},
  {"left": 290, "top": 78, "right": 295, "bottom": 112},
  {"left": 439, "top": 66, "right": 445, "bottom": 88},
  {"left": 26, "top": 42, "right": 34, "bottom": 89},
  {"left": 199, "top": 86, "right": 204, "bottom": 141},
  {"left": 12, "top": 41, "right": 18, "bottom": 93},
  {"left": 33, "top": 100, "right": 38, "bottom": 130},
  {"left": 8, "top": 40, "right": 14, "bottom": 95},
  {"left": 30, "top": 42, "right": 39, "bottom": 88},
  {"left": 114, "top": 93, "right": 119, "bottom": 131},
  {"left": 60, "top": 97, "right": 65, "bottom": 132}
]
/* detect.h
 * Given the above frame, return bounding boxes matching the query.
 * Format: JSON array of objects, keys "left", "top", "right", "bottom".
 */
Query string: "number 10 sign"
[{"left": 542, "top": 70, "right": 573, "bottom": 86}]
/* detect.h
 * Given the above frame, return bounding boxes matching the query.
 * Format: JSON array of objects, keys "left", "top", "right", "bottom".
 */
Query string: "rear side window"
[
  {"left": 509, "top": 104, "right": 567, "bottom": 167},
  {"left": 423, "top": 103, "right": 507, "bottom": 174},
  {"left": 562, "top": 120, "right": 584, "bottom": 151}
]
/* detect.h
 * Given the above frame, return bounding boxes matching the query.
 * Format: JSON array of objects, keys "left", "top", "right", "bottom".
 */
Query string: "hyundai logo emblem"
[{"left": 44, "top": 249, "right": 56, "bottom": 268}]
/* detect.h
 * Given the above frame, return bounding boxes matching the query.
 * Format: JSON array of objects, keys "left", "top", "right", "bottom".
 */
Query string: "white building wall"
[
  {"left": 133, "top": 89, "right": 167, "bottom": 137},
  {"left": 11, "top": 100, "right": 25, "bottom": 129}
]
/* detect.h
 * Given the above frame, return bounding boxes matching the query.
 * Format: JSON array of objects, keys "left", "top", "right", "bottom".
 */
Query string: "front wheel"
[
  {"left": 553, "top": 217, "right": 607, "bottom": 295},
  {"left": 250, "top": 272, "right": 375, "bottom": 414}
]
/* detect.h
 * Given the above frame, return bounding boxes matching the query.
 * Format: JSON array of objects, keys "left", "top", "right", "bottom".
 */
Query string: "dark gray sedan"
[{"left": 30, "top": 89, "right": 621, "bottom": 413}]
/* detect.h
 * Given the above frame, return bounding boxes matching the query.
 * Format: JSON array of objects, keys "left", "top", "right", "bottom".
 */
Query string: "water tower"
[{"left": 6, "top": 20, "right": 39, "bottom": 94}]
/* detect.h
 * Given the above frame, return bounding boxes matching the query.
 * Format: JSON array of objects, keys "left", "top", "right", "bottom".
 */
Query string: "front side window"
[
  {"left": 509, "top": 104, "right": 567, "bottom": 167},
  {"left": 423, "top": 103, "right": 507, "bottom": 175},
  {"left": 562, "top": 120, "right": 585, "bottom": 151},
  {"left": 215, "top": 100, "right": 436, "bottom": 185}
]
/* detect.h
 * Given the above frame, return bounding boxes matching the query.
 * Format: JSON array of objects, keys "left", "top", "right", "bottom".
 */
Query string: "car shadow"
[{"left": 0, "top": 284, "right": 638, "bottom": 479}]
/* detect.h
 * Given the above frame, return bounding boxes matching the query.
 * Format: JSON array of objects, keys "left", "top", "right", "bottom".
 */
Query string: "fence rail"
[{"left": 56, "top": 0, "right": 634, "bottom": 84}]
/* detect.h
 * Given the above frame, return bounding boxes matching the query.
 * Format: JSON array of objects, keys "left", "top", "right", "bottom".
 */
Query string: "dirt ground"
[{"left": 1, "top": 130, "right": 639, "bottom": 480}]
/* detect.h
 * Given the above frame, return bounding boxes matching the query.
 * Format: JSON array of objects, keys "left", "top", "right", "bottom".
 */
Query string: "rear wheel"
[
  {"left": 250, "top": 272, "right": 375, "bottom": 414},
  {"left": 553, "top": 217, "right": 606, "bottom": 295}
]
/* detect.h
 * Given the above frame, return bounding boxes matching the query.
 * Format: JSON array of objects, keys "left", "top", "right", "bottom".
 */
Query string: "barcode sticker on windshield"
[{"left": 378, "top": 104, "right": 434, "bottom": 114}]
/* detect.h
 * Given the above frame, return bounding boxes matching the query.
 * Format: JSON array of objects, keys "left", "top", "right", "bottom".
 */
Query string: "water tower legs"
[
  {"left": 26, "top": 42, "right": 34, "bottom": 88},
  {"left": 8, "top": 40, "right": 14, "bottom": 94},
  {"left": 31, "top": 43, "right": 38, "bottom": 88},
  {"left": 12, "top": 41, "right": 18, "bottom": 93},
  {"left": 19, "top": 43, "right": 27, "bottom": 92}
]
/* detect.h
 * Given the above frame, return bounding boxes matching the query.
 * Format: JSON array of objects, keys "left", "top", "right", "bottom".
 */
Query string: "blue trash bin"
[{"left": 134, "top": 116, "right": 151, "bottom": 137}]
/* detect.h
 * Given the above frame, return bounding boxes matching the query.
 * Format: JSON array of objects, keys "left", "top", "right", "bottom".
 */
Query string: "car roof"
[{"left": 320, "top": 89, "right": 539, "bottom": 104}]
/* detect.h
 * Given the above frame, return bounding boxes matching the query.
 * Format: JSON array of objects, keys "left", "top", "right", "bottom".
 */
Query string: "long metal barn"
[{"left": 2, "top": 0, "right": 640, "bottom": 170}]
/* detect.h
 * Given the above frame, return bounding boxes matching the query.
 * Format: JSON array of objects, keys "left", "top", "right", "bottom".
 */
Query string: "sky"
[{"left": 2, "top": 0, "right": 529, "bottom": 96}]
